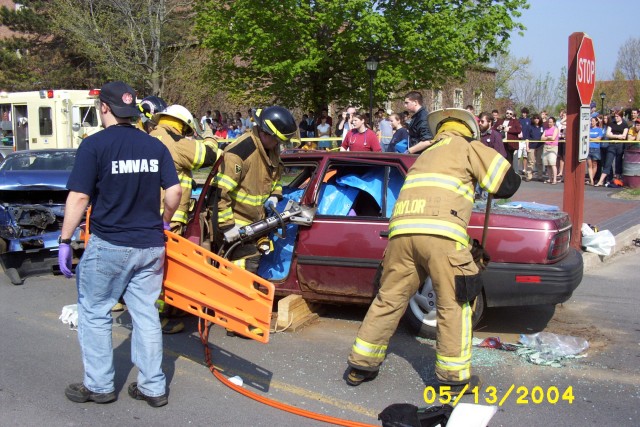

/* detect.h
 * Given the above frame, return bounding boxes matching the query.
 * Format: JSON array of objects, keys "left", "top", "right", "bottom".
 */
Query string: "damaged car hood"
[{"left": 0, "top": 170, "right": 71, "bottom": 191}]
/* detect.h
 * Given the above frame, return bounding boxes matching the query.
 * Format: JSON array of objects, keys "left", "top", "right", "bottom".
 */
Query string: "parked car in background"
[
  {"left": 185, "top": 151, "right": 584, "bottom": 337},
  {"left": 0, "top": 149, "right": 84, "bottom": 285}
]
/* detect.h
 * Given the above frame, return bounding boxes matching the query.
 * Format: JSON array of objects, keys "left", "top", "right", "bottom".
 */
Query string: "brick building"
[{"left": 365, "top": 66, "right": 498, "bottom": 117}]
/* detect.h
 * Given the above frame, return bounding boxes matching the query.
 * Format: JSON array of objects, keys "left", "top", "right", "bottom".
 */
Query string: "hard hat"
[
  {"left": 428, "top": 108, "right": 480, "bottom": 139},
  {"left": 138, "top": 96, "right": 167, "bottom": 123},
  {"left": 154, "top": 104, "right": 197, "bottom": 136},
  {"left": 252, "top": 106, "right": 297, "bottom": 142}
]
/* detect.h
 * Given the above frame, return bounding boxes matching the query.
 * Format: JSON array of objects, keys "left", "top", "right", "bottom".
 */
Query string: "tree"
[
  {"left": 493, "top": 52, "right": 531, "bottom": 100},
  {"left": 50, "top": 0, "right": 196, "bottom": 96},
  {"left": 494, "top": 52, "right": 565, "bottom": 114},
  {"left": 614, "top": 37, "right": 640, "bottom": 81},
  {"left": 0, "top": 1, "right": 97, "bottom": 90},
  {"left": 195, "top": 0, "right": 528, "bottom": 110},
  {"left": 554, "top": 66, "right": 567, "bottom": 112}
]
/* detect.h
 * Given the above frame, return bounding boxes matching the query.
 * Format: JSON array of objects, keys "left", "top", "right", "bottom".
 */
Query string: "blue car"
[{"left": 0, "top": 149, "right": 83, "bottom": 284}]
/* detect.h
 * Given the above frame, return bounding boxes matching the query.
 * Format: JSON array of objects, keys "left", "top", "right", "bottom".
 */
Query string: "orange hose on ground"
[{"left": 198, "top": 319, "right": 378, "bottom": 427}]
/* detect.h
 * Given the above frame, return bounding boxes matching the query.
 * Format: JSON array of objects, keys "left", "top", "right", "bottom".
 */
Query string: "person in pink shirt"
[
  {"left": 541, "top": 116, "right": 560, "bottom": 184},
  {"left": 340, "top": 112, "right": 382, "bottom": 152}
]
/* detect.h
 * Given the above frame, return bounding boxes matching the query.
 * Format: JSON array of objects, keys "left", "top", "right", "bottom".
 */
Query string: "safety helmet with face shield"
[
  {"left": 138, "top": 96, "right": 167, "bottom": 123},
  {"left": 252, "top": 106, "right": 297, "bottom": 142},
  {"left": 154, "top": 104, "right": 197, "bottom": 136}
]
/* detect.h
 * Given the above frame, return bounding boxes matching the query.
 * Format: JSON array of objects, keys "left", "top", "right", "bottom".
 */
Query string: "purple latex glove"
[
  {"left": 58, "top": 243, "right": 73, "bottom": 278},
  {"left": 163, "top": 221, "right": 171, "bottom": 231}
]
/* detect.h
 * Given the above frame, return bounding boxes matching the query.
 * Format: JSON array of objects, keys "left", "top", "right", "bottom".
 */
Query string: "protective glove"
[
  {"left": 264, "top": 196, "right": 279, "bottom": 211},
  {"left": 58, "top": 243, "right": 73, "bottom": 278},
  {"left": 223, "top": 225, "right": 241, "bottom": 243},
  {"left": 470, "top": 239, "right": 491, "bottom": 272},
  {"left": 163, "top": 221, "right": 171, "bottom": 231}
]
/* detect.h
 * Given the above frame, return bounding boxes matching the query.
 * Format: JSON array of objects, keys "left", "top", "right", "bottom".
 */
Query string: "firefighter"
[
  {"left": 150, "top": 104, "right": 219, "bottom": 334},
  {"left": 215, "top": 106, "right": 296, "bottom": 337},
  {"left": 216, "top": 105, "right": 296, "bottom": 271},
  {"left": 137, "top": 96, "right": 168, "bottom": 134},
  {"left": 345, "top": 108, "right": 521, "bottom": 393},
  {"left": 150, "top": 104, "right": 219, "bottom": 233}
]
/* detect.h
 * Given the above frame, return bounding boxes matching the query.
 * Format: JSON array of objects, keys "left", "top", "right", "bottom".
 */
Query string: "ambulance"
[{"left": 0, "top": 89, "right": 103, "bottom": 155}]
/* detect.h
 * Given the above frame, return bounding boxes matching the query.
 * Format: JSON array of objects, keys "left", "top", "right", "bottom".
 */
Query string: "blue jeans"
[{"left": 76, "top": 234, "right": 166, "bottom": 397}]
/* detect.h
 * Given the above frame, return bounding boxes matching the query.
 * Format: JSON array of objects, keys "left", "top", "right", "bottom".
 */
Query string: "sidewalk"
[{"left": 510, "top": 179, "right": 640, "bottom": 270}]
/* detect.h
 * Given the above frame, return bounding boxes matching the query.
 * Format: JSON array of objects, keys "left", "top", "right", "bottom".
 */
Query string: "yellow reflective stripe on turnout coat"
[{"left": 388, "top": 131, "right": 510, "bottom": 245}]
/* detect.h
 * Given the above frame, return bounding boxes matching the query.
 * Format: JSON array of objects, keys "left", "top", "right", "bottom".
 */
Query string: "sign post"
[{"left": 565, "top": 33, "right": 595, "bottom": 250}]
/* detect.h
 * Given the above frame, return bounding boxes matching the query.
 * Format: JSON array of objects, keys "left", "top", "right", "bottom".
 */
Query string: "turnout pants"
[{"left": 348, "top": 234, "right": 477, "bottom": 384}]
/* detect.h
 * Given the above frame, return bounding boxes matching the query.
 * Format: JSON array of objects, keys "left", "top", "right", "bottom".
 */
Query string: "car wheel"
[{"left": 405, "top": 277, "right": 485, "bottom": 339}]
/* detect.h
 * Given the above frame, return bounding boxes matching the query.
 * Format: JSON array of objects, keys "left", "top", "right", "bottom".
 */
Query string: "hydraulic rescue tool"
[
  {"left": 223, "top": 199, "right": 315, "bottom": 244},
  {"left": 221, "top": 199, "right": 315, "bottom": 258}
]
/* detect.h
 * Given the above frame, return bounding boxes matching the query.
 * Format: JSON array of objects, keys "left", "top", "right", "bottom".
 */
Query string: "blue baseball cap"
[{"left": 99, "top": 81, "right": 139, "bottom": 118}]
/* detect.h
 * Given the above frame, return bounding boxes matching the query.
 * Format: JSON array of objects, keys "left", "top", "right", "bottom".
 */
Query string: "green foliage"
[{"left": 195, "top": 0, "right": 528, "bottom": 110}]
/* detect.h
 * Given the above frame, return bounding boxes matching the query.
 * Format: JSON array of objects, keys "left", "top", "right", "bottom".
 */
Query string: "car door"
[{"left": 294, "top": 157, "right": 407, "bottom": 304}]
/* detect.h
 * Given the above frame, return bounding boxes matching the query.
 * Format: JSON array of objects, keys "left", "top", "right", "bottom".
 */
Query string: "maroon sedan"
[{"left": 185, "top": 151, "right": 583, "bottom": 337}]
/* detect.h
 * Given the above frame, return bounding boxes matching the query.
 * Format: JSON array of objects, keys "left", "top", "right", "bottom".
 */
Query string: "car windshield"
[{"left": 0, "top": 152, "right": 76, "bottom": 171}]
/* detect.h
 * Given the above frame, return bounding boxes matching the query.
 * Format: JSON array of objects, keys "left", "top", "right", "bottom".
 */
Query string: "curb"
[{"left": 582, "top": 224, "right": 640, "bottom": 272}]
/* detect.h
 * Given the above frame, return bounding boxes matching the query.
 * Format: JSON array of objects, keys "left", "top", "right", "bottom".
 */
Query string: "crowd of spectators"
[
  {"left": 196, "top": 102, "right": 640, "bottom": 186},
  {"left": 475, "top": 105, "right": 640, "bottom": 187}
]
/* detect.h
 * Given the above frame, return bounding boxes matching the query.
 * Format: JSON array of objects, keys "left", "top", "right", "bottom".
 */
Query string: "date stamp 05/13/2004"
[{"left": 423, "top": 385, "right": 575, "bottom": 407}]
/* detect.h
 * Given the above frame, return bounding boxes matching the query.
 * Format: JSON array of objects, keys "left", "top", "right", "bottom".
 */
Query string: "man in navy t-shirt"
[{"left": 58, "top": 81, "right": 181, "bottom": 408}]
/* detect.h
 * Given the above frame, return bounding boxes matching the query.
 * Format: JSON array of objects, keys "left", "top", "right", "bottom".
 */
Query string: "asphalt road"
[{"left": 1, "top": 246, "right": 638, "bottom": 426}]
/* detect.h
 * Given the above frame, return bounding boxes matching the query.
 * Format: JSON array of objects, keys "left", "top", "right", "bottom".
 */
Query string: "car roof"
[{"left": 281, "top": 150, "right": 417, "bottom": 167}]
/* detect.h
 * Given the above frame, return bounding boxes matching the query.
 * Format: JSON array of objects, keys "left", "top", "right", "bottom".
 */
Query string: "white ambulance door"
[{"left": 13, "top": 105, "right": 29, "bottom": 151}]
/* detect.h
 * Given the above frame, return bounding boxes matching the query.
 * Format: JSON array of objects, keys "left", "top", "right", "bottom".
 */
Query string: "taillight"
[
  {"left": 548, "top": 229, "right": 570, "bottom": 260},
  {"left": 516, "top": 275, "right": 541, "bottom": 283}
]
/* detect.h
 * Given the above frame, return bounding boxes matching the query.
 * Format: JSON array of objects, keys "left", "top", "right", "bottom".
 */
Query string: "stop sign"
[{"left": 576, "top": 36, "right": 596, "bottom": 105}]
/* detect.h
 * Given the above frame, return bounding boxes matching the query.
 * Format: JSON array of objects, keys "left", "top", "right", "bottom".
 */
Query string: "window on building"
[
  {"left": 39, "top": 107, "right": 53, "bottom": 136},
  {"left": 432, "top": 90, "right": 442, "bottom": 111},
  {"left": 453, "top": 89, "right": 463, "bottom": 108},
  {"left": 473, "top": 92, "right": 483, "bottom": 112}
]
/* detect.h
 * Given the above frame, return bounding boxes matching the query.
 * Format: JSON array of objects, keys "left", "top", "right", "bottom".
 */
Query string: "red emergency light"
[
  {"left": 39, "top": 90, "right": 54, "bottom": 99},
  {"left": 88, "top": 89, "right": 100, "bottom": 97}
]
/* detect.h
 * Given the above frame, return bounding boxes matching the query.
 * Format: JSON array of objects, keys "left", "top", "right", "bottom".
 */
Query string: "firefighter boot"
[{"left": 345, "top": 367, "right": 379, "bottom": 386}]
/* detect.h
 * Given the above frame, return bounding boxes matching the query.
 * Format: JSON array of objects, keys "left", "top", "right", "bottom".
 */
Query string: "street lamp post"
[
  {"left": 365, "top": 56, "right": 378, "bottom": 127},
  {"left": 600, "top": 92, "right": 606, "bottom": 115}
]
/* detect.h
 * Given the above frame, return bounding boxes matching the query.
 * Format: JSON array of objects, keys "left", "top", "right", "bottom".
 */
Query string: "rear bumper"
[{"left": 482, "top": 248, "right": 583, "bottom": 307}]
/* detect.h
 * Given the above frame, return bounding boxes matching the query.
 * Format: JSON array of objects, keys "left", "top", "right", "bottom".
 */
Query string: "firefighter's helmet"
[
  {"left": 138, "top": 96, "right": 167, "bottom": 123},
  {"left": 154, "top": 104, "right": 197, "bottom": 136},
  {"left": 428, "top": 108, "right": 480, "bottom": 139},
  {"left": 252, "top": 106, "right": 297, "bottom": 142}
]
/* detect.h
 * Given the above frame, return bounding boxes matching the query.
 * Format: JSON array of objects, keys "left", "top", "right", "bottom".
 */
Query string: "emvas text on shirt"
[{"left": 111, "top": 158, "right": 159, "bottom": 174}]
